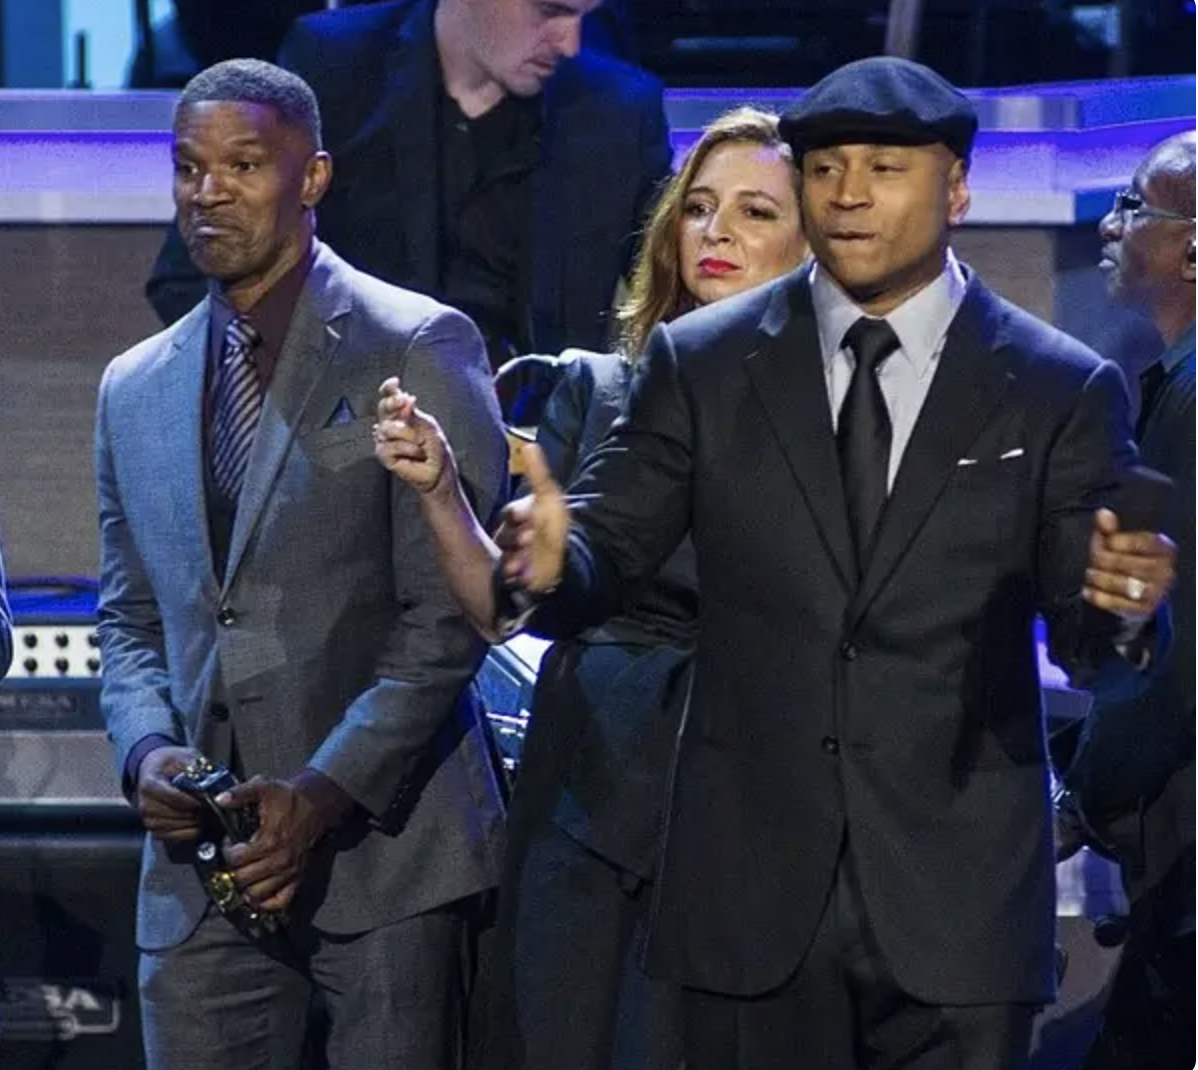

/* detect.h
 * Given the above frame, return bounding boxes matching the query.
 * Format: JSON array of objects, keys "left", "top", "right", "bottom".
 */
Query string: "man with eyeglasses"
[{"left": 1062, "top": 131, "right": 1196, "bottom": 1070}]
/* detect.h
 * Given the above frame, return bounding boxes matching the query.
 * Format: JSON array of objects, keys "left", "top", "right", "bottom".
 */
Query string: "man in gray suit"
[{"left": 95, "top": 59, "right": 508, "bottom": 1069}]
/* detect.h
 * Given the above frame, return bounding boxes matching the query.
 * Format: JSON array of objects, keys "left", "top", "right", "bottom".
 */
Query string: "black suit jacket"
[
  {"left": 517, "top": 351, "right": 696, "bottom": 880},
  {"left": 532, "top": 264, "right": 1142, "bottom": 1004},
  {"left": 146, "top": 0, "right": 672, "bottom": 354},
  {"left": 1068, "top": 335, "right": 1195, "bottom": 936}
]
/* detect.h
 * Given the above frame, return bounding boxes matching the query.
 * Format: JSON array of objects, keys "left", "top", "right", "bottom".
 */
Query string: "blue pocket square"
[{"left": 325, "top": 398, "right": 356, "bottom": 427}]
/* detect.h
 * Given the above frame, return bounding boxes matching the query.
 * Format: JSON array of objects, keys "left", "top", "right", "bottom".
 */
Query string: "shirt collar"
[
  {"left": 208, "top": 238, "right": 316, "bottom": 363},
  {"left": 811, "top": 250, "right": 967, "bottom": 377},
  {"left": 1160, "top": 321, "right": 1195, "bottom": 374}
]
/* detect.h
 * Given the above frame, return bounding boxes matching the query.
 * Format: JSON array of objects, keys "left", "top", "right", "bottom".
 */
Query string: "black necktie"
[
  {"left": 1135, "top": 360, "right": 1165, "bottom": 440},
  {"left": 837, "top": 317, "right": 901, "bottom": 575}
]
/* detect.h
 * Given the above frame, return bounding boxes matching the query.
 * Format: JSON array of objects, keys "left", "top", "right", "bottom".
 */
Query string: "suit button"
[
  {"left": 821, "top": 736, "right": 840, "bottom": 755},
  {"left": 839, "top": 641, "right": 859, "bottom": 661},
  {"left": 217, "top": 606, "right": 237, "bottom": 627},
  {"left": 210, "top": 702, "right": 230, "bottom": 722}
]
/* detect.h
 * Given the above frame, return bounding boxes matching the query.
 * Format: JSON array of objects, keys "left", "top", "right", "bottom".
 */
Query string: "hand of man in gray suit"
[
  {"left": 217, "top": 776, "right": 327, "bottom": 912},
  {"left": 137, "top": 744, "right": 205, "bottom": 841}
]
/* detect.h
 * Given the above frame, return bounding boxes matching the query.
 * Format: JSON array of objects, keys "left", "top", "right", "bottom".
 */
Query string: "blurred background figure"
[
  {"left": 125, "top": 0, "right": 326, "bottom": 89},
  {"left": 143, "top": 0, "right": 672, "bottom": 371}
]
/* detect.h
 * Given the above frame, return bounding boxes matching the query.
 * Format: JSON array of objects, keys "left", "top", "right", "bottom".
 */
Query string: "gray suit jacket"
[{"left": 96, "top": 242, "right": 508, "bottom": 949}]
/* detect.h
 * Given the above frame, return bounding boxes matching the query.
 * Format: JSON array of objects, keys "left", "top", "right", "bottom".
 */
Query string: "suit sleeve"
[
  {"left": 531, "top": 325, "right": 693, "bottom": 638},
  {"left": 1068, "top": 376, "right": 1195, "bottom": 819},
  {"left": 305, "top": 308, "right": 509, "bottom": 816},
  {"left": 0, "top": 533, "right": 12, "bottom": 679},
  {"left": 1036, "top": 357, "right": 1144, "bottom": 682},
  {"left": 94, "top": 364, "right": 183, "bottom": 783},
  {"left": 536, "top": 356, "right": 594, "bottom": 486}
]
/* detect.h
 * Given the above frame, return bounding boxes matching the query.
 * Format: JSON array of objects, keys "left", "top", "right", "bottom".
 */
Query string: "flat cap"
[{"left": 779, "top": 56, "right": 977, "bottom": 160}]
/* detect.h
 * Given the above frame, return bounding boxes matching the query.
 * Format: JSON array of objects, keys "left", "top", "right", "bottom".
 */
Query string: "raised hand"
[
  {"left": 1082, "top": 507, "right": 1176, "bottom": 620},
  {"left": 373, "top": 377, "right": 456, "bottom": 497},
  {"left": 494, "top": 443, "right": 570, "bottom": 594}
]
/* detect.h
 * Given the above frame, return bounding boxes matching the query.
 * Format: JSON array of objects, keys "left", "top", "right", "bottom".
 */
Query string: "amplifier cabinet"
[{"left": 0, "top": 806, "right": 145, "bottom": 1069}]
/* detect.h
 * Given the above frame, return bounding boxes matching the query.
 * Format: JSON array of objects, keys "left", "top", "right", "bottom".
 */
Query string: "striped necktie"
[{"left": 210, "top": 314, "right": 262, "bottom": 501}]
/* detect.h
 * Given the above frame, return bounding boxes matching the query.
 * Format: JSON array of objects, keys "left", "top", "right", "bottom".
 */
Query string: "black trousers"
[
  {"left": 475, "top": 821, "right": 684, "bottom": 1070},
  {"left": 683, "top": 845, "right": 1035, "bottom": 1070},
  {"left": 1081, "top": 930, "right": 1194, "bottom": 1070}
]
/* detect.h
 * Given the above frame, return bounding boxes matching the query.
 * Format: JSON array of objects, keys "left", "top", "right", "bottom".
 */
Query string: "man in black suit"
[
  {"left": 1063, "top": 132, "right": 1195, "bottom": 1070},
  {"left": 491, "top": 58, "right": 1177, "bottom": 1070},
  {"left": 146, "top": 0, "right": 673, "bottom": 368}
]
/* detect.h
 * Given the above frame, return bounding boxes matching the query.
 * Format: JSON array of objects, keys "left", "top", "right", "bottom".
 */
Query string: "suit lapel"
[
  {"left": 385, "top": 0, "right": 440, "bottom": 293},
  {"left": 222, "top": 245, "right": 352, "bottom": 593},
  {"left": 159, "top": 304, "right": 220, "bottom": 598},
  {"left": 847, "top": 276, "right": 1016, "bottom": 625},
  {"left": 743, "top": 272, "right": 856, "bottom": 591}
]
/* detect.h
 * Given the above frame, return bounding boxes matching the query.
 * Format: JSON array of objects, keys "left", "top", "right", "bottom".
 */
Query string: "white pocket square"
[{"left": 958, "top": 447, "right": 1024, "bottom": 467}]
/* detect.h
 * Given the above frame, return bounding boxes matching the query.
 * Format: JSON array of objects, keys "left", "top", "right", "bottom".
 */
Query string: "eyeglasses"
[{"left": 1112, "top": 189, "right": 1196, "bottom": 224}]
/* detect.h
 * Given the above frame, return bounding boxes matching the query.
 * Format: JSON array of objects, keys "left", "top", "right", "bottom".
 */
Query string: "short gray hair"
[{"left": 178, "top": 58, "right": 322, "bottom": 148}]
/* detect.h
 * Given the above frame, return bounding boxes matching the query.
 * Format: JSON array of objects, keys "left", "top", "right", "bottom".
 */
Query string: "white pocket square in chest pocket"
[{"left": 957, "top": 447, "right": 1024, "bottom": 467}]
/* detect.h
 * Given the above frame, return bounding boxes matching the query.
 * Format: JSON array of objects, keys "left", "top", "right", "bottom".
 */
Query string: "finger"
[
  {"left": 215, "top": 776, "right": 266, "bottom": 808},
  {"left": 1093, "top": 508, "right": 1119, "bottom": 536},
  {"left": 378, "top": 376, "right": 400, "bottom": 398},
  {"left": 1087, "top": 557, "right": 1175, "bottom": 598},
  {"left": 141, "top": 779, "right": 203, "bottom": 812},
  {"left": 142, "top": 814, "right": 201, "bottom": 835},
  {"left": 1082, "top": 585, "right": 1149, "bottom": 617},
  {"left": 259, "top": 883, "right": 299, "bottom": 913},
  {"left": 1100, "top": 531, "right": 1175, "bottom": 557},
  {"left": 147, "top": 825, "right": 201, "bottom": 842},
  {"left": 140, "top": 799, "right": 204, "bottom": 825},
  {"left": 375, "top": 419, "right": 424, "bottom": 447},
  {"left": 521, "top": 444, "right": 558, "bottom": 497},
  {"left": 376, "top": 440, "right": 429, "bottom": 466},
  {"left": 243, "top": 871, "right": 298, "bottom": 905},
  {"left": 377, "top": 390, "right": 416, "bottom": 421},
  {"left": 231, "top": 854, "right": 292, "bottom": 891},
  {"left": 1084, "top": 567, "right": 1152, "bottom": 599},
  {"left": 1086, "top": 544, "right": 1167, "bottom": 576}
]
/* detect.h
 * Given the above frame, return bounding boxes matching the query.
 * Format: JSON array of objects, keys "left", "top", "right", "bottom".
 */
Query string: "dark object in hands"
[{"left": 171, "top": 756, "right": 284, "bottom": 941}]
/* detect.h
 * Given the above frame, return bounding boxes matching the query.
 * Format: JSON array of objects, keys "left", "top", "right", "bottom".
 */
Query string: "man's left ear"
[
  {"left": 302, "top": 152, "right": 333, "bottom": 210},
  {"left": 1184, "top": 237, "right": 1196, "bottom": 282}
]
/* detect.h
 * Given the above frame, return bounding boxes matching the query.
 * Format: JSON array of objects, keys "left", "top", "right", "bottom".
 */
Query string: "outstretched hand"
[
  {"left": 373, "top": 377, "right": 456, "bottom": 496},
  {"left": 494, "top": 443, "right": 570, "bottom": 594}
]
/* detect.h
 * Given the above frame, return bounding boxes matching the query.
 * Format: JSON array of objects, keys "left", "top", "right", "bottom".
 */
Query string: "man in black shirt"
[{"left": 146, "top": 0, "right": 673, "bottom": 368}]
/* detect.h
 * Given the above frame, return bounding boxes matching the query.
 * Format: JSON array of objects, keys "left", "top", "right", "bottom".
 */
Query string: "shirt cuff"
[
  {"left": 124, "top": 733, "right": 179, "bottom": 795},
  {"left": 289, "top": 767, "right": 357, "bottom": 831}
]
